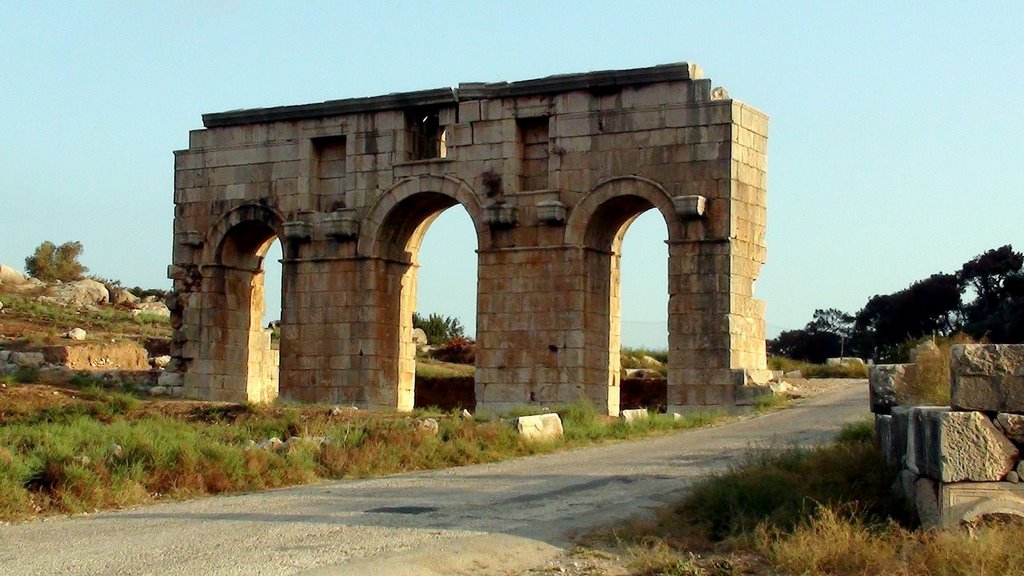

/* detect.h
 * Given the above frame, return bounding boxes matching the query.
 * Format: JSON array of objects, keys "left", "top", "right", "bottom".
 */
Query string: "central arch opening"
[
  {"left": 373, "top": 190, "right": 480, "bottom": 411},
  {"left": 411, "top": 207, "right": 478, "bottom": 410}
]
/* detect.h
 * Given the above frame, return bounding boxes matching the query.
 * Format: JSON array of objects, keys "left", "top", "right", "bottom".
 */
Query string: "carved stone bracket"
[
  {"left": 176, "top": 231, "right": 204, "bottom": 247},
  {"left": 535, "top": 200, "right": 567, "bottom": 225},
  {"left": 283, "top": 221, "right": 313, "bottom": 241},
  {"left": 484, "top": 203, "right": 519, "bottom": 228},
  {"left": 323, "top": 209, "right": 360, "bottom": 240},
  {"left": 673, "top": 195, "right": 707, "bottom": 219}
]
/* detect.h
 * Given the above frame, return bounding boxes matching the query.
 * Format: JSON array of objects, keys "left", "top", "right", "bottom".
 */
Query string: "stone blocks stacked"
[{"left": 871, "top": 344, "right": 1024, "bottom": 528}]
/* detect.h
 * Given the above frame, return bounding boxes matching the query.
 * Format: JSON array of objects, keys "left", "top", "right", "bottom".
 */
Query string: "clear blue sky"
[{"left": 2, "top": 2, "right": 1022, "bottom": 348}]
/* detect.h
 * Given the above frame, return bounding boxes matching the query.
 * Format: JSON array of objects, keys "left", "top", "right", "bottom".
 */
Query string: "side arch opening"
[
  {"left": 203, "top": 213, "right": 285, "bottom": 403},
  {"left": 582, "top": 194, "right": 671, "bottom": 415}
]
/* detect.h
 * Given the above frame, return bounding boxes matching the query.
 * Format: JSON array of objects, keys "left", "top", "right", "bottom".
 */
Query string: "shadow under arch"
[
  {"left": 197, "top": 203, "right": 288, "bottom": 404},
  {"left": 567, "top": 176, "right": 678, "bottom": 415},
  {"left": 355, "top": 174, "right": 485, "bottom": 411}
]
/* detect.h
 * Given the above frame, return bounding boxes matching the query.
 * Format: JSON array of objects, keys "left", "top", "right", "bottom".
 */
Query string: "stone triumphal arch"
[{"left": 165, "top": 62, "right": 771, "bottom": 414}]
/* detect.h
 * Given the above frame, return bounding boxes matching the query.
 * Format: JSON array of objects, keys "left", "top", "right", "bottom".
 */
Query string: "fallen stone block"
[
  {"left": 951, "top": 344, "right": 1024, "bottom": 413},
  {"left": 515, "top": 413, "right": 563, "bottom": 441},
  {"left": 913, "top": 408, "right": 1018, "bottom": 482},
  {"left": 868, "top": 364, "right": 909, "bottom": 414},
  {"left": 769, "top": 380, "right": 798, "bottom": 397},
  {"left": 620, "top": 408, "right": 649, "bottom": 423}
]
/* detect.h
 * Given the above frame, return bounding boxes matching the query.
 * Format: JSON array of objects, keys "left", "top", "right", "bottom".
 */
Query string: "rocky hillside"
[{"left": 0, "top": 264, "right": 173, "bottom": 395}]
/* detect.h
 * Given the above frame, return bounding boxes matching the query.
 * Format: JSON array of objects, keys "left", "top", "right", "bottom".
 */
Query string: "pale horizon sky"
[{"left": 2, "top": 2, "right": 1022, "bottom": 349}]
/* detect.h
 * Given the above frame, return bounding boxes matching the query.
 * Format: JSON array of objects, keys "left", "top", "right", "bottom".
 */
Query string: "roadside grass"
[
  {"left": 0, "top": 390, "right": 728, "bottom": 522},
  {"left": 599, "top": 419, "right": 1024, "bottom": 576},
  {"left": 768, "top": 355, "right": 869, "bottom": 379}
]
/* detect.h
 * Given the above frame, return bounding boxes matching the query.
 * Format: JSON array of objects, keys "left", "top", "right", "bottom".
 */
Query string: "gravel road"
[{"left": 0, "top": 382, "right": 868, "bottom": 576}]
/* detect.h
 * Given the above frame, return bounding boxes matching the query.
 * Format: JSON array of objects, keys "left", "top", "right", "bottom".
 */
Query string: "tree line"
[{"left": 770, "top": 245, "right": 1024, "bottom": 363}]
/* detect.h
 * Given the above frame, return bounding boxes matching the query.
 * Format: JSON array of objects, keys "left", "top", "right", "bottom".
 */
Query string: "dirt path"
[{"left": 0, "top": 381, "right": 869, "bottom": 576}]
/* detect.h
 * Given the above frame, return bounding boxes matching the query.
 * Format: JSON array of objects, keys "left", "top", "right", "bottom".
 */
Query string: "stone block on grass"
[{"left": 515, "top": 413, "right": 563, "bottom": 441}]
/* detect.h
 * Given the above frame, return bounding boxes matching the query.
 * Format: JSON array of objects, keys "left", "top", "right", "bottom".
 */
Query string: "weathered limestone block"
[
  {"left": 620, "top": 408, "right": 649, "bottom": 423},
  {"left": 868, "top": 364, "right": 909, "bottom": 414},
  {"left": 10, "top": 352, "right": 45, "bottom": 368},
  {"left": 515, "top": 413, "right": 563, "bottom": 441},
  {"left": 913, "top": 408, "right": 1018, "bottom": 482},
  {"left": 994, "top": 413, "right": 1024, "bottom": 444},
  {"left": 951, "top": 344, "right": 1024, "bottom": 412}
]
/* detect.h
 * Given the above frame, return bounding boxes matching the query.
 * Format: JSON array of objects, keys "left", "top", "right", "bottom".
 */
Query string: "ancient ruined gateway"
[{"left": 165, "top": 62, "right": 770, "bottom": 415}]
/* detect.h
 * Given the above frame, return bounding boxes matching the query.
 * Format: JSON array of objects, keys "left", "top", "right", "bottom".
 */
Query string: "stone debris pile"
[{"left": 872, "top": 344, "right": 1024, "bottom": 528}]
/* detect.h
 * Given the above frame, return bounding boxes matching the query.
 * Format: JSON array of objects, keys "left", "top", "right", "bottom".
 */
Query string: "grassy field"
[{"left": 0, "top": 381, "right": 730, "bottom": 522}]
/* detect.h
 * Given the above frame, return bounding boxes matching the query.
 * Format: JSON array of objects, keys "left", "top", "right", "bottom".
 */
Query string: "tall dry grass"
[{"left": 900, "top": 333, "right": 974, "bottom": 406}]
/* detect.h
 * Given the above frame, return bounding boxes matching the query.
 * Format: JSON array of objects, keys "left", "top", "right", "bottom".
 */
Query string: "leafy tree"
[
  {"left": 853, "top": 273, "right": 962, "bottom": 361},
  {"left": 412, "top": 312, "right": 465, "bottom": 345},
  {"left": 24, "top": 240, "right": 88, "bottom": 282},
  {"left": 958, "top": 245, "right": 1024, "bottom": 342},
  {"left": 780, "top": 244, "right": 1024, "bottom": 364},
  {"left": 768, "top": 308, "right": 854, "bottom": 363}
]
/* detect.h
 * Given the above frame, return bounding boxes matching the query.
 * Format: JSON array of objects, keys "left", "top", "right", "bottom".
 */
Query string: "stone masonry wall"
[
  {"left": 166, "top": 63, "right": 770, "bottom": 414},
  {"left": 871, "top": 344, "right": 1024, "bottom": 528}
]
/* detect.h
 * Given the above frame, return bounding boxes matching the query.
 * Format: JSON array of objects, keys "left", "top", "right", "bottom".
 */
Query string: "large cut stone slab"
[
  {"left": 515, "top": 413, "right": 563, "bottom": 442},
  {"left": 912, "top": 408, "right": 1018, "bottom": 482},
  {"left": 951, "top": 344, "right": 1024, "bottom": 413},
  {"left": 869, "top": 364, "right": 910, "bottom": 414},
  {"left": 620, "top": 408, "right": 649, "bottom": 423}
]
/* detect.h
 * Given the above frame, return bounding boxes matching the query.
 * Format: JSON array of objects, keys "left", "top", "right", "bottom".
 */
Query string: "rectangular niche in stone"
[
  {"left": 517, "top": 116, "right": 549, "bottom": 191},
  {"left": 314, "top": 136, "right": 347, "bottom": 202}
]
